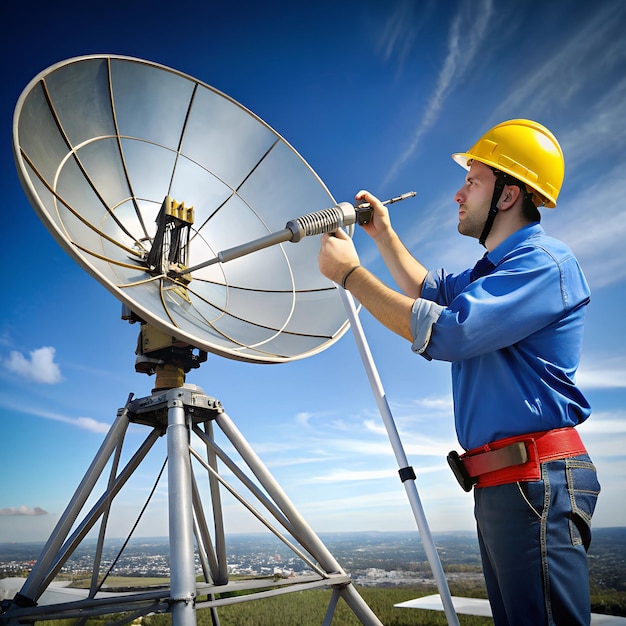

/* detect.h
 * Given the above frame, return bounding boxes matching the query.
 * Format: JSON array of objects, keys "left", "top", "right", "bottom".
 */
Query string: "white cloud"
[
  {"left": 265, "top": 455, "right": 333, "bottom": 469},
  {"left": 578, "top": 411, "right": 626, "bottom": 458},
  {"left": 295, "top": 411, "right": 313, "bottom": 426},
  {"left": 312, "top": 468, "right": 397, "bottom": 483},
  {"left": 4, "top": 346, "right": 62, "bottom": 384},
  {"left": 325, "top": 437, "right": 395, "bottom": 457},
  {"left": 375, "top": 2, "right": 415, "bottom": 64},
  {"left": 577, "top": 356, "right": 626, "bottom": 390},
  {"left": 403, "top": 438, "right": 456, "bottom": 458},
  {"left": 42, "top": 411, "right": 111, "bottom": 434},
  {"left": 0, "top": 505, "right": 48, "bottom": 516},
  {"left": 578, "top": 410, "right": 626, "bottom": 435},
  {"left": 411, "top": 395, "right": 454, "bottom": 413},
  {"left": 73, "top": 416, "right": 111, "bottom": 433},
  {"left": 363, "top": 418, "right": 387, "bottom": 436}
]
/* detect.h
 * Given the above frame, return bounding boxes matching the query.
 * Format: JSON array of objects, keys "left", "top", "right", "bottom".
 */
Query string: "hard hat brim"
[{"left": 451, "top": 152, "right": 557, "bottom": 208}]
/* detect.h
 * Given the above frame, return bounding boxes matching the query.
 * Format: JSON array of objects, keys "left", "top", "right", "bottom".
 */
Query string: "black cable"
[{"left": 93, "top": 458, "right": 169, "bottom": 594}]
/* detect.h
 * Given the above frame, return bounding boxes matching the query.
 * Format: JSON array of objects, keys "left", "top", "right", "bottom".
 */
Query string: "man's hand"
[
  {"left": 318, "top": 229, "right": 360, "bottom": 285},
  {"left": 356, "top": 190, "right": 392, "bottom": 241},
  {"left": 356, "top": 189, "right": 427, "bottom": 299}
]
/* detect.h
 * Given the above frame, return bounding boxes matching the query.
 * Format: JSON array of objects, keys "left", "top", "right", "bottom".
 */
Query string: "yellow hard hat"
[{"left": 452, "top": 119, "right": 564, "bottom": 208}]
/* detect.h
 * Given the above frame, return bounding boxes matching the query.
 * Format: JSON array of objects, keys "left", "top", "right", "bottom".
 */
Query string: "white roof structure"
[{"left": 396, "top": 594, "right": 626, "bottom": 625}]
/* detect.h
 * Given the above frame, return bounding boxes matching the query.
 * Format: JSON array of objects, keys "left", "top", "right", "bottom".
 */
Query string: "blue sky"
[{"left": 1, "top": 0, "right": 625, "bottom": 544}]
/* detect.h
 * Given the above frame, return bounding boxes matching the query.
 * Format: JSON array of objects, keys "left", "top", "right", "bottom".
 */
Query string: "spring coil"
[{"left": 295, "top": 206, "right": 345, "bottom": 237}]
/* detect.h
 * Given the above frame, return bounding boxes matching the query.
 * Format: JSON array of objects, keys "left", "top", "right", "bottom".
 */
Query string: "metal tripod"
[{"left": 1, "top": 382, "right": 382, "bottom": 626}]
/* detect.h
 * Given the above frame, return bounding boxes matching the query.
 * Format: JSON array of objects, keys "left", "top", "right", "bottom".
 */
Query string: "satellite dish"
[{"left": 13, "top": 54, "right": 350, "bottom": 364}]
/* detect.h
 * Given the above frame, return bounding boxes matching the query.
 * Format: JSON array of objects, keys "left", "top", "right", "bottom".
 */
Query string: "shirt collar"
[{"left": 486, "top": 222, "right": 544, "bottom": 266}]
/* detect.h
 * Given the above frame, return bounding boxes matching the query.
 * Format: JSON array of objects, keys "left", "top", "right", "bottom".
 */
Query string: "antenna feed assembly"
[
  {"left": 145, "top": 196, "right": 195, "bottom": 285},
  {"left": 177, "top": 192, "right": 416, "bottom": 276},
  {"left": 286, "top": 191, "right": 417, "bottom": 242},
  {"left": 285, "top": 201, "right": 356, "bottom": 242}
]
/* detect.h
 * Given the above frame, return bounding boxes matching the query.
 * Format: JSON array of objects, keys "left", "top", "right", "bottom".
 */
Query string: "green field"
[{"left": 57, "top": 577, "right": 625, "bottom": 626}]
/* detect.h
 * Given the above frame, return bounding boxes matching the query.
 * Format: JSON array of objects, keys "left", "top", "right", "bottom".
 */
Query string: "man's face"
[{"left": 454, "top": 160, "right": 496, "bottom": 239}]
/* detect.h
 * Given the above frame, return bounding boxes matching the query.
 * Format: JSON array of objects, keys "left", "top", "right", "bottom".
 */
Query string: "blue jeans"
[{"left": 473, "top": 455, "right": 600, "bottom": 625}]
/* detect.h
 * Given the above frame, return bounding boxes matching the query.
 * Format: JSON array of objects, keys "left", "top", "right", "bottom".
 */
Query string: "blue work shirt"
[{"left": 410, "top": 223, "right": 591, "bottom": 450}]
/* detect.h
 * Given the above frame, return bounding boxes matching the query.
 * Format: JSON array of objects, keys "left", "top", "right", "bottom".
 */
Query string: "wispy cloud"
[
  {"left": 578, "top": 356, "right": 626, "bottom": 390},
  {"left": 578, "top": 411, "right": 626, "bottom": 459},
  {"left": 557, "top": 76, "right": 626, "bottom": 174},
  {"left": 292, "top": 409, "right": 337, "bottom": 428},
  {"left": 3, "top": 346, "right": 62, "bottom": 384},
  {"left": 0, "top": 399, "right": 110, "bottom": 434},
  {"left": 363, "top": 418, "right": 387, "bottom": 436},
  {"left": 382, "top": 0, "right": 494, "bottom": 186},
  {"left": 72, "top": 416, "right": 111, "bottom": 433},
  {"left": 0, "top": 506, "right": 48, "bottom": 516},
  {"left": 295, "top": 487, "right": 411, "bottom": 518},
  {"left": 410, "top": 395, "right": 454, "bottom": 414},
  {"left": 579, "top": 410, "right": 626, "bottom": 435},
  {"left": 547, "top": 161, "right": 626, "bottom": 290},
  {"left": 487, "top": 1, "right": 626, "bottom": 126},
  {"left": 375, "top": 0, "right": 435, "bottom": 72},
  {"left": 485, "top": 2, "right": 626, "bottom": 290},
  {"left": 312, "top": 468, "right": 397, "bottom": 483},
  {"left": 255, "top": 405, "right": 456, "bottom": 475},
  {"left": 295, "top": 411, "right": 314, "bottom": 427}
]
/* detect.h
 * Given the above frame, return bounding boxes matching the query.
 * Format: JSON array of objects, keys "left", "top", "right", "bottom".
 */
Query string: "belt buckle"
[{"left": 447, "top": 450, "right": 477, "bottom": 492}]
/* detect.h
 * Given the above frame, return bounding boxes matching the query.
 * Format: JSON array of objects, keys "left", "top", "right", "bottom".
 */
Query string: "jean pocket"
[{"left": 565, "top": 456, "right": 601, "bottom": 550}]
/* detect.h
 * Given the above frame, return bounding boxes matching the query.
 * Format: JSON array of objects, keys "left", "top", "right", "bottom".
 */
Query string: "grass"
[
  {"left": 146, "top": 586, "right": 494, "bottom": 626},
  {"left": 48, "top": 574, "right": 626, "bottom": 625}
]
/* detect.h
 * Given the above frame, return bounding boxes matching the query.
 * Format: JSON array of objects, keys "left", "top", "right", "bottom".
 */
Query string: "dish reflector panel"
[{"left": 13, "top": 55, "right": 350, "bottom": 363}]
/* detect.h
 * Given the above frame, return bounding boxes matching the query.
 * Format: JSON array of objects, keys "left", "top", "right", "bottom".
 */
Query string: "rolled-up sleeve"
[{"left": 411, "top": 298, "right": 445, "bottom": 356}]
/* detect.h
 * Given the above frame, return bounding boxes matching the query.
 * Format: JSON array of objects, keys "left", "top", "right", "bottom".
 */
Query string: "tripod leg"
[
  {"left": 200, "top": 420, "right": 228, "bottom": 584},
  {"left": 167, "top": 398, "right": 197, "bottom": 626},
  {"left": 322, "top": 589, "right": 341, "bottom": 626},
  {"left": 191, "top": 472, "right": 223, "bottom": 584}
]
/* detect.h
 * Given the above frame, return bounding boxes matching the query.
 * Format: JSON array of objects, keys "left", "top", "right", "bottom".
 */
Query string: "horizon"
[{"left": 2, "top": 525, "right": 626, "bottom": 547}]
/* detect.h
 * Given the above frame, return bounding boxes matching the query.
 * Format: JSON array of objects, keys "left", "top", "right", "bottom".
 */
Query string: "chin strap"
[{"left": 478, "top": 173, "right": 507, "bottom": 247}]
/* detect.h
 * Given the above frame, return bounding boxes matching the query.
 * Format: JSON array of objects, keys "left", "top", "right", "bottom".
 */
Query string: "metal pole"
[
  {"left": 322, "top": 589, "right": 342, "bottom": 626},
  {"left": 166, "top": 391, "right": 197, "bottom": 626},
  {"left": 339, "top": 288, "right": 460, "bottom": 626},
  {"left": 202, "top": 421, "right": 228, "bottom": 584}
]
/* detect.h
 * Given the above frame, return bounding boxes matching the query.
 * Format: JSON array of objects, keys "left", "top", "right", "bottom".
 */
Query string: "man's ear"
[{"left": 498, "top": 184, "right": 522, "bottom": 211}]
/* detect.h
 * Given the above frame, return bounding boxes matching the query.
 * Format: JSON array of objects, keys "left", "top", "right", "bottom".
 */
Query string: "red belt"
[{"left": 459, "top": 427, "right": 587, "bottom": 489}]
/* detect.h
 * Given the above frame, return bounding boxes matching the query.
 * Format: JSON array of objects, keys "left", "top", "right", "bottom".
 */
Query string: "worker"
[{"left": 318, "top": 119, "right": 601, "bottom": 625}]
